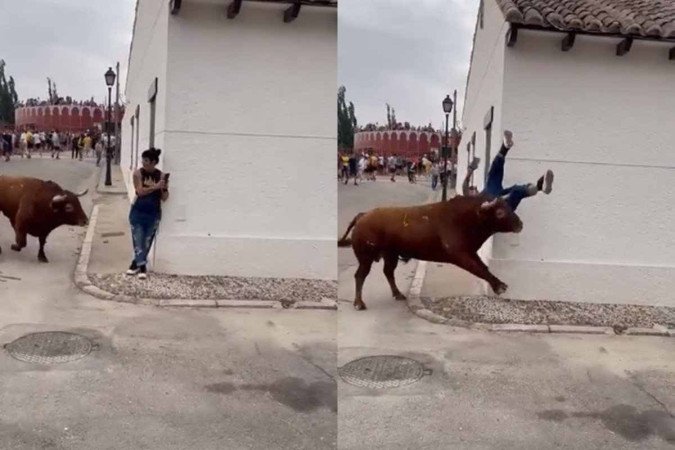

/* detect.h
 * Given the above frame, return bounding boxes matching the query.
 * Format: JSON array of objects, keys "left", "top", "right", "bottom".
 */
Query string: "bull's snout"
[
  {"left": 79, "top": 218, "right": 89, "bottom": 227},
  {"left": 514, "top": 221, "right": 523, "bottom": 233}
]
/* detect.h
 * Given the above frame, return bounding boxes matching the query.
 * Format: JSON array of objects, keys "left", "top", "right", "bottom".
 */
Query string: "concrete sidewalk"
[
  {"left": 88, "top": 194, "right": 134, "bottom": 275},
  {"left": 96, "top": 162, "right": 128, "bottom": 196}
]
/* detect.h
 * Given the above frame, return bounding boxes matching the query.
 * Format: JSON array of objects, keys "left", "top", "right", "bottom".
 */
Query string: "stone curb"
[
  {"left": 73, "top": 204, "right": 337, "bottom": 310},
  {"left": 406, "top": 293, "right": 674, "bottom": 337}
]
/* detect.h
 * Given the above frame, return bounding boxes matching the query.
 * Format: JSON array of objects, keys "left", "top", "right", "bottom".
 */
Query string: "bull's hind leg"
[
  {"left": 38, "top": 236, "right": 48, "bottom": 263},
  {"left": 383, "top": 253, "right": 406, "bottom": 300},
  {"left": 354, "top": 258, "right": 373, "bottom": 310}
]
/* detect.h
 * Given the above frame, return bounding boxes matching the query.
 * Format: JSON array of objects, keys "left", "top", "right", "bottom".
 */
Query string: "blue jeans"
[
  {"left": 431, "top": 174, "right": 438, "bottom": 190},
  {"left": 129, "top": 209, "right": 160, "bottom": 267},
  {"left": 481, "top": 145, "right": 531, "bottom": 211}
]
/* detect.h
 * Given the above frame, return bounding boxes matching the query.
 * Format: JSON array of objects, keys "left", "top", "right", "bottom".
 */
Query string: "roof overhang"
[
  {"left": 171, "top": 0, "right": 337, "bottom": 22},
  {"left": 506, "top": 23, "right": 675, "bottom": 59}
]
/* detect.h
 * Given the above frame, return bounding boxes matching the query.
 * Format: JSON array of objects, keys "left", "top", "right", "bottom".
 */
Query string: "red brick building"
[
  {"left": 14, "top": 105, "right": 123, "bottom": 132},
  {"left": 354, "top": 129, "right": 442, "bottom": 159}
]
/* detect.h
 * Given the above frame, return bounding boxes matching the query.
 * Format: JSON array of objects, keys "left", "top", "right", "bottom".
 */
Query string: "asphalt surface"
[
  {"left": 0, "top": 157, "right": 337, "bottom": 450},
  {"left": 337, "top": 177, "right": 675, "bottom": 450}
]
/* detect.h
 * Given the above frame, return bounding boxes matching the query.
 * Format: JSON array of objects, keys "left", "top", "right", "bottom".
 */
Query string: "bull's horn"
[
  {"left": 480, "top": 198, "right": 499, "bottom": 210},
  {"left": 75, "top": 189, "right": 89, "bottom": 197},
  {"left": 51, "top": 194, "right": 68, "bottom": 203}
]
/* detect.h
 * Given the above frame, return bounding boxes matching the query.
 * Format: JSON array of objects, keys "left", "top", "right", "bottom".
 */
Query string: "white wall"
[
  {"left": 492, "top": 30, "right": 675, "bottom": 305},
  {"left": 151, "top": 1, "right": 337, "bottom": 280},
  {"left": 121, "top": 0, "right": 169, "bottom": 198},
  {"left": 459, "top": 0, "right": 509, "bottom": 273}
]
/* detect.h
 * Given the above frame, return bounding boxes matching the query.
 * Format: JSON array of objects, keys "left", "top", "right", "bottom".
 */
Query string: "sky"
[
  {"left": 0, "top": 0, "right": 136, "bottom": 104},
  {"left": 338, "top": 0, "right": 479, "bottom": 130}
]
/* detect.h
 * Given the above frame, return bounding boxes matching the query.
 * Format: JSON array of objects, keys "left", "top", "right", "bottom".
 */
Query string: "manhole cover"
[
  {"left": 338, "top": 355, "right": 427, "bottom": 389},
  {"left": 5, "top": 332, "right": 92, "bottom": 364}
]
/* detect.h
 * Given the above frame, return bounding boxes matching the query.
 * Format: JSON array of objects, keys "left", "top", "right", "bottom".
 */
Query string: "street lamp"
[
  {"left": 104, "top": 67, "right": 116, "bottom": 186},
  {"left": 441, "top": 94, "right": 453, "bottom": 201}
]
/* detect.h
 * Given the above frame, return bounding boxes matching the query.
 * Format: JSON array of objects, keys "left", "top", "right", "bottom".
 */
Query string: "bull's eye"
[
  {"left": 65, "top": 204, "right": 74, "bottom": 213},
  {"left": 495, "top": 208, "right": 506, "bottom": 219}
]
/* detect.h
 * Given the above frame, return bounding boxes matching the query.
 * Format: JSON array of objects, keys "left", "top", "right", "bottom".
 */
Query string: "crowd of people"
[
  {"left": 338, "top": 150, "right": 453, "bottom": 189},
  {"left": 0, "top": 127, "right": 110, "bottom": 165}
]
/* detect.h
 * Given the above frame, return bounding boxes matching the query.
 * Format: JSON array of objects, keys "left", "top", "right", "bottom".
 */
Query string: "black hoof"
[
  {"left": 38, "top": 255, "right": 48, "bottom": 263},
  {"left": 10, "top": 244, "right": 20, "bottom": 252},
  {"left": 394, "top": 293, "right": 407, "bottom": 301},
  {"left": 353, "top": 302, "right": 367, "bottom": 311}
]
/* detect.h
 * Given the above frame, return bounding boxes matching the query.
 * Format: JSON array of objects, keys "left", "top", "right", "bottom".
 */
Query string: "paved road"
[
  {"left": 337, "top": 178, "right": 675, "bottom": 450},
  {"left": 0, "top": 159, "right": 336, "bottom": 449}
]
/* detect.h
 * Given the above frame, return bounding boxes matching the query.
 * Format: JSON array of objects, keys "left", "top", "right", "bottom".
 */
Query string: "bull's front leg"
[
  {"left": 452, "top": 252, "right": 508, "bottom": 295},
  {"left": 38, "top": 235, "right": 48, "bottom": 263},
  {"left": 10, "top": 227, "right": 27, "bottom": 252}
]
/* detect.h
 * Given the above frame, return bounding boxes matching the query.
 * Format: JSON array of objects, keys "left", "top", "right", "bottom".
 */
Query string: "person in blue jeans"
[
  {"left": 125, "top": 148, "right": 169, "bottom": 279},
  {"left": 463, "top": 130, "right": 554, "bottom": 210}
]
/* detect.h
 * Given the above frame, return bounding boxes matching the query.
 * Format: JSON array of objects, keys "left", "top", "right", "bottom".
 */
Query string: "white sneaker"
[
  {"left": 137, "top": 265, "right": 148, "bottom": 279},
  {"left": 543, "top": 170, "right": 554, "bottom": 194},
  {"left": 503, "top": 130, "right": 513, "bottom": 148}
]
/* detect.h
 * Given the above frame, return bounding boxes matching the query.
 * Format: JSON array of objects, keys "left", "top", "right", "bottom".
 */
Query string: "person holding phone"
[{"left": 126, "top": 147, "right": 169, "bottom": 279}]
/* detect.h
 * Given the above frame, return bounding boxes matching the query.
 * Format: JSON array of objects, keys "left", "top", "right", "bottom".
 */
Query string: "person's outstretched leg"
[
  {"left": 484, "top": 130, "right": 513, "bottom": 196},
  {"left": 503, "top": 184, "right": 536, "bottom": 211},
  {"left": 502, "top": 169, "right": 554, "bottom": 211}
]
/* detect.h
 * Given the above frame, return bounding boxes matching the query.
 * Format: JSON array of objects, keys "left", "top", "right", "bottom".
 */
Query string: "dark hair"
[{"left": 141, "top": 147, "right": 161, "bottom": 163}]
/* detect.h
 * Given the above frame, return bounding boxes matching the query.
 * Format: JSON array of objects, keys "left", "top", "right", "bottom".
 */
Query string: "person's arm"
[
  {"left": 462, "top": 167, "right": 474, "bottom": 196},
  {"left": 133, "top": 170, "right": 164, "bottom": 197},
  {"left": 161, "top": 178, "right": 169, "bottom": 201}
]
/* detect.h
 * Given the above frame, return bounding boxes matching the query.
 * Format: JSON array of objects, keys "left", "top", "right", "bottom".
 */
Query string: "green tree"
[
  {"left": 0, "top": 60, "right": 19, "bottom": 125},
  {"left": 337, "top": 86, "right": 357, "bottom": 150}
]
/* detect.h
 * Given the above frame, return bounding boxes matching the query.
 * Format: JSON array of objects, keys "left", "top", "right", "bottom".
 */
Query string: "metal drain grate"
[
  {"left": 338, "top": 355, "right": 428, "bottom": 389},
  {"left": 5, "top": 332, "right": 92, "bottom": 364}
]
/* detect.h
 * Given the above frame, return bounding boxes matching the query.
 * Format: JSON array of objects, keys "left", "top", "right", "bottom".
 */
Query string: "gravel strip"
[
  {"left": 421, "top": 296, "right": 675, "bottom": 328},
  {"left": 88, "top": 272, "right": 337, "bottom": 302}
]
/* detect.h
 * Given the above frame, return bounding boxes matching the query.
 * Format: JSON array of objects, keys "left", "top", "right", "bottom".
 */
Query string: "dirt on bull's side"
[
  {"left": 421, "top": 295, "right": 675, "bottom": 328},
  {"left": 89, "top": 272, "right": 337, "bottom": 302}
]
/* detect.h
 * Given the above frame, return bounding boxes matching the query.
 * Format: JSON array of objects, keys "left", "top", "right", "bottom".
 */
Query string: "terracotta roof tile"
[{"left": 495, "top": 0, "right": 675, "bottom": 38}]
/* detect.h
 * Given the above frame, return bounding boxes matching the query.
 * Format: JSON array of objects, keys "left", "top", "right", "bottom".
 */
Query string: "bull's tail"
[{"left": 337, "top": 212, "right": 365, "bottom": 247}]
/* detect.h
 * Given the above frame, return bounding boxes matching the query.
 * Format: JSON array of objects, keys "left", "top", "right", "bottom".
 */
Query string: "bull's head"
[
  {"left": 479, "top": 197, "right": 523, "bottom": 233},
  {"left": 50, "top": 189, "right": 89, "bottom": 226}
]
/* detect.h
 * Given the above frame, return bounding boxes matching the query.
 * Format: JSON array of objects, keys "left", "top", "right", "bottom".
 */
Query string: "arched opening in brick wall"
[
  {"left": 409, "top": 133, "right": 418, "bottom": 156},
  {"left": 399, "top": 132, "right": 408, "bottom": 157},
  {"left": 45, "top": 108, "right": 52, "bottom": 129},
  {"left": 419, "top": 134, "right": 429, "bottom": 154},
  {"left": 430, "top": 134, "right": 440, "bottom": 152}
]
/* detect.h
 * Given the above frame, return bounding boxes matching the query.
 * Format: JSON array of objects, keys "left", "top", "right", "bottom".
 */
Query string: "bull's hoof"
[
  {"left": 493, "top": 282, "right": 508, "bottom": 296},
  {"left": 10, "top": 244, "right": 21, "bottom": 252},
  {"left": 38, "top": 255, "right": 48, "bottom": 263},
  {"left": 394, "top": 293, "right": 407, "bottom": 301},
  {"left": 353, "top": 302, "right": 367, "bottom": 311}
]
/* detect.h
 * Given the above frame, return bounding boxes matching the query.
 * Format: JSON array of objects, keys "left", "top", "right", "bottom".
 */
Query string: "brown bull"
[
  {"left": 338, "top": 195, "right": 523, "bottom": 310},
  {"left": 0, "top": 176, "right": 89, "bottom": 262}
]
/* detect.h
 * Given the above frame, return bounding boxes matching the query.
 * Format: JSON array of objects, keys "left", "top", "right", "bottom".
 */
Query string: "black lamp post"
[
  {"left": 441, "top": 94, "right": 453, "bottom": 201},
  {"left": 104, "top": 67, "right": 116, "bottom": 186}
]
